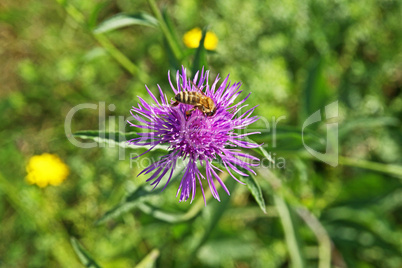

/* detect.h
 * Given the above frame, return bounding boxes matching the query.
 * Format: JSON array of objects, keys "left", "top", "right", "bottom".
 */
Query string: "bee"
[{"left": 171, "top": 82, "right": 217, "bottom": 117}]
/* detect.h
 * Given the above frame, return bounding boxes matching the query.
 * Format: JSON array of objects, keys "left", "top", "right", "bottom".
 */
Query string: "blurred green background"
[{"left": 1, "top": 0, "right": 401, "bottom": 267}]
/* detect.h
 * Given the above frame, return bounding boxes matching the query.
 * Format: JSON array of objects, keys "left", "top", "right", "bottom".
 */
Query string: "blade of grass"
[
  {"left": 300, "top": 57, "right": 330, "bottom": 124},
  {"left": 95, "top": 184, "right": 159, "bottom": 225},
  {"left": 0, "top": 172, "right": 81, "bottom": 267},
  {"left": 93, "top": 13, "right": 158, "bottom": 34},
  {"left": 161, "top": 8, "right": 183, "bottom": 54},
  {"left": 147, "top": 0, "right": 183, "bottom": 62},
  {"left": 242, "top": 172, "right": 267, "bottom": 213},
  {"left": 138, "top": 172, "right": 229, "bottom": 223},
  {"left": 55, "top": 0, "right": 149, "bottom": 82},
  {"left": 135, "top": 249, "right": 160, "bottom": 268},
  {"left": 70, "top": 237, "right": 102, "bottom": 268},
  {"left": 291, "top": 151, "right": 402, "bottom": 179},
  {"left": 96, "top": 164, "right": 185, "bottom": 225},
  {"left": 296, "top": 208, "right": 331, "bottom": 268},
  {"left": 191, "top": 27, "right": 208, "bottom": 76},
  {"left": 338, "top": 155, "right": 402, "bottom": 178},
  {"left": 93, "top": 34, "right": 149, "bottom": 82},
  {"left": 213, "top": 159, "right": 266, "bottom": 213},
  {"left": 182, "top": 173, "right": 233, "bottom": 268},
  {"left": 73, "top": 130, "right": 169, "bottom": 150},
  {"left": 161, "top": 9, "right": 184, "bottom": 69},
  {"left": 274, "top": 194, "right": 305, "bottom": 268}
]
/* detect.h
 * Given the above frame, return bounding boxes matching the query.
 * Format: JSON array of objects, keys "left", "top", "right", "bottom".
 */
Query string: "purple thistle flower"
[{"left": 128, "top": 66, "right": 261, "bottom": 204}]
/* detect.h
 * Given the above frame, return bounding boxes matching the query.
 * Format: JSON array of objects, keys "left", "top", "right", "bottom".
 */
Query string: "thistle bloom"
[
  {"left": 128, "top": 67, "right": 260, "bottom": 203},
  {"left": 26, "top": 153, "right": 69, "bottom": 188}
]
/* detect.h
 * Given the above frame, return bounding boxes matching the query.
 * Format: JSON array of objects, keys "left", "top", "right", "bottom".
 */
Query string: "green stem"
[
  {"left": 147, "top": 0, "right": 183, "bottom": 61},
  {"left": 0, "top": 172, "right": 81, "bottom": 267},
  {"left": 93, "top": 34, "right": 148, "bottom": 82},
  {"left": 297, "top": 208, "right": 331, "bottom": 268},
  {"left": 338, "top": 155, "right": 402, "bottom": 177},
  {"left": 138, "top": 173, "right": 227, "bottom": 223},
  {"left": 135, "top": 249, "right": 160, "bottom": 268},
  {"left": 55, "top": 0, "right": 148, "bottom": 82},
  {"left": 274, "top": 194, "right": 304, "bottom": 268},
  {"left": 137, "top": 195, "right": 208, "bottom": 223},
  {"left": 277, "top": 151, "right": 402, "bottom": 179}
]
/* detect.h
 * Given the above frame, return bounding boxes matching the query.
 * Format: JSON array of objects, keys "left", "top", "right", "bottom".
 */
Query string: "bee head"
[{"left": 206, "top": 108, "right": 217, "bottom": 117}]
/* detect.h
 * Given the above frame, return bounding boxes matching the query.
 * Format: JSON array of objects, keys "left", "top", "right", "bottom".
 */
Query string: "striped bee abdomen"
[{"left": 175, "top": 91, "right": 201, "bottom": 105}]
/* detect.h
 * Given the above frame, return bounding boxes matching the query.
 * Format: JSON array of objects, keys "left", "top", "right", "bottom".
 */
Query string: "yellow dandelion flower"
[
  {"left": 26, "top": 153, "right": 69, "bottom": 188},
  {"left": 183, "top": 27, "right": 218, "bottom": 50}
]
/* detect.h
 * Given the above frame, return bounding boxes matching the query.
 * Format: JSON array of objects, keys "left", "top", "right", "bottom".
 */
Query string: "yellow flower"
[
  {"left": 183, "top": 28, "right": 218, "bottom": 50},
  {"left": 26, "top": 153, "right": 69, "bottom": 188}
]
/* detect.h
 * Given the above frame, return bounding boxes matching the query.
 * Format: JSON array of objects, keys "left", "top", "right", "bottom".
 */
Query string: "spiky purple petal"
[{"left": 128, "top": 67, "right": 261, "bottom": 203}]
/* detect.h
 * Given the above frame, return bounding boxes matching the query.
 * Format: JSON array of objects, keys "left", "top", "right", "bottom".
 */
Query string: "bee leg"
[
  {"left": 171, "top": 101, "right": 180, "bottom": 107},
  {"left": 185, "top": 107, "right": 196, "bottom": 117},
  {"left": 195, "top": 106, "right": 207, "bottom": 116},
  {"left": 186, "top": 107, "right": 198, "bottom": 117}
]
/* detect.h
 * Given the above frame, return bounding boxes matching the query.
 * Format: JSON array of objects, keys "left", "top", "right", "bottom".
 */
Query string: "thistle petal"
[{"left": 129, "top": 66, "right": 261, "bottom": 204}]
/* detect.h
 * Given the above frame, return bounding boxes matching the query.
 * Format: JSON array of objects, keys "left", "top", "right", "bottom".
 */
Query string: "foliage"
[{"left": 0, "top": 0, "right": 401, "bottom": 267}]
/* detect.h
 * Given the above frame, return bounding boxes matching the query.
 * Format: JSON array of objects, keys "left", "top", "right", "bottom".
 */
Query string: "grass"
[{"left": 0, "top": 0, "right": 401, "bottom": 267}]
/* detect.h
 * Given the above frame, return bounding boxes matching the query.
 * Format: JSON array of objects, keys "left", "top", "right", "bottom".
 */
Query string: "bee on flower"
[{"left": 128, "top": 66, "right": 260, "bottom": 204}]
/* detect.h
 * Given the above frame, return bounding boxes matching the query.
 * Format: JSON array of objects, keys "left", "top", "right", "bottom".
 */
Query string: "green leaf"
[
  {"left": 339, "top": 117, "right": 399, "bottom": 139},
  {"left": 300, "top": 57, "right": 331, "bottom": 123},
  {"left": 135, "top": 249, "right": 160, "bottom": 268},
  {"left": 161, "top": 9, "right": 185, "bottom": 69},
  {"left": 296, "top": 208, "right": 331, "bottom": 268},
  {"left": 242, "top": 172, "right": 266, "bottom": 213},
  {"left": 211, "top": 159, "right": 266, "bottom": 212},
  {"left": 96, "top": 164, "right": 185, "bottom": 225},
  {"left": 87, "top": 2, "right": 108, "bottom": 30},
  {"left": 163, "top": 38, "right": 181, "bottom": 70},
  {"left": 198, "top": 239, "right": 259, "bottom": 266},
  {"left": 274, "top": 195, "right": 305, "bottom": 268},
  {"left": 137, "top": 202, "right": 196, "bottom": 223},
  {"left": 248, "top": 126, "right": 323, "bottom": 153},
  {"left": 257, "top": 141, "right": 275, "bottom": 164},
  {"left": 95, "top": 184, "right": 157, "bottom": 225},
  {"left": 93, "top": 13, "right": 158, "bottom": 34},
  {"left": 148, "top": 0, "right": 183, "bottom": 61},
  {"left": 191, "top": 27, "right": 208, "bottom": 76},
  {"left": 73, "top": 130, "right": 168, "bottom": 150},
  {"left": 338, "top": 156, "right": 402, "bottom": 178},
  {"left": 162, "top": 8, "right": 182, "bottom": 55},
  {"left": 183, "top": 178, "right": 235, "bottom": 267},
  {"left": 70, "top": 237, "right": 102, "bottom": 268},
  {"left": 323, "top": 207, "right": 402, "bottom": 256}
]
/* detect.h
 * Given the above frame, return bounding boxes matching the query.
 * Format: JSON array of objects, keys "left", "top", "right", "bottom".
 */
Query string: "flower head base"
[
  {"left": 26, "top": 153, "right": 70, "bottom": 188},
  {"left": 183, "top": 28, "right": 218, "bottom": 50},
  {"left": 128, "top": 67, "right": 260, "bottom": 203}
]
